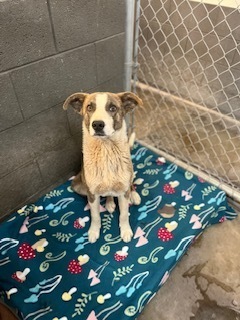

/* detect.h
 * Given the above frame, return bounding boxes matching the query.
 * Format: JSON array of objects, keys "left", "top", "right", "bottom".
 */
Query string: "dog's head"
[{"left": 63, "top": 92, "right": 142, "bottom": 138}]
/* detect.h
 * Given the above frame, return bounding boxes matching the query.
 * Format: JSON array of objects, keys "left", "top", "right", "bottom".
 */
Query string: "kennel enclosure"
[{"left": 126, "top": 0, "right": 240, "bottom": 203}]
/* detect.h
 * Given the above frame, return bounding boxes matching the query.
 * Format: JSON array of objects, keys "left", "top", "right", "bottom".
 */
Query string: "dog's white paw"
[
  {"left": 121, "top": 227, "right": 133, "bottom": 243},
  {"left": 88, "top": 227, "right": 100, "bottom": 243},
  {"left": 105, "top": 199, "right": 116, "bottom": 214}
]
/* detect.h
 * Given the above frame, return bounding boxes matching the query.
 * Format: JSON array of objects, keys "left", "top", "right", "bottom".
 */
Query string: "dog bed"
[{"left": 0, "top": 143, "right": 237, "bottom": 320}]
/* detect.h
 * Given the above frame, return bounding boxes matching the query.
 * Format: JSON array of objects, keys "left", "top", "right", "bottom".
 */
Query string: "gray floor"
[{"left": 138, "top": 213, "right": 240, "bottom": 320}]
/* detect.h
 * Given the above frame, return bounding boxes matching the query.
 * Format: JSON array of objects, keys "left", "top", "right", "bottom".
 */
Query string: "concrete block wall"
[{"left": 0, "top": 0, "right": 125, "bottom": 218}]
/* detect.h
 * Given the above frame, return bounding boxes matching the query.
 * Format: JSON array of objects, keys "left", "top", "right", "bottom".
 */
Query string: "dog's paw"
[
  {"left": 121, "top": 227, "right": 133, "bottom": 243},
  {"left": 105, "top": 199, "right": 116, "bottom": 214},
  {"left": 88, "top": 227, "right": 100, "bottom": 243}
]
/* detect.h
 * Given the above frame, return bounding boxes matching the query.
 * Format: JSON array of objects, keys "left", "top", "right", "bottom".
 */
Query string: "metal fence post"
[{"left": 124, "top": 0, "right": 135, "bottom": 92}]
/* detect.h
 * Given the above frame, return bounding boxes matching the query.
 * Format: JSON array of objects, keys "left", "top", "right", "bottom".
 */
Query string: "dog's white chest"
[{"left": 84, "top": 143, "right": 133, "bottom": 196}]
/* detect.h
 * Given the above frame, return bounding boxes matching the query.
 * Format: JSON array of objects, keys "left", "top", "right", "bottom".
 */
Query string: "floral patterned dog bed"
[{"left": 0, "top": 143, "right": 237, "bottom": 320}]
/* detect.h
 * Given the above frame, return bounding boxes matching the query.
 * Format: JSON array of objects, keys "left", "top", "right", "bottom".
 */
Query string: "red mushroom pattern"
[
  {"left": 157, "top": 228, "right": 174, "bottom": 242},
  {"left": 17, "top": 243, "right": 36, "bottom": 260},
  {"left": 68, "top": 260, "right": 82, "bottom": 274}
]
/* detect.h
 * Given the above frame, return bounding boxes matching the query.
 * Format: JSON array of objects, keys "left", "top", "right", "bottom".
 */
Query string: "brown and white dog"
[{"left": 63, "top": 92, "right": 142, "bottom": 243}]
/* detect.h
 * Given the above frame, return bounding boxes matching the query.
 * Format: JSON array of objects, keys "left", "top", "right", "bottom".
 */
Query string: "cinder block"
[
  {"left": 49, "top": 0, "right": 98, "bottom": 52},
  {"left": 49, "top": 0, "right": 125, "bottom": 52},
  {"left": 66, "top": 108, "right": 83, "bottom": 136},
  {"left": 93, "top": 74, "right": 124, "bottom": 93},
  {"left": 0, "top": 73, "right": 23, "bottom": 132},
  {"left": 37, "top": 136, "right": 82, "bottom": 185},
  {"left": 11, "top": 45, "right": 97, "bottom": 119},
  {"left": 23, "top": 104, "right": 71, "bottom": 155},
  {"left": 96, "top": 33, "right": 125, "bottom": 84},
  {"left": 0, "top": 0, "right": 55, "bottom": 72},
  {"left": 97, "top": 0, "right": 125, "bottom": 39},
  {"left": 0, "top": 162, "right": 44, "bottom": 215},
  {"left": 0, "top": 104, "right": 70, "bottom": 178},
  {"left": 0, "top": 124, "right": 33, "bottom": 179}
]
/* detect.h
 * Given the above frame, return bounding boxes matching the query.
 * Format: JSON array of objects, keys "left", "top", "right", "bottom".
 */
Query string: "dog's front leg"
[
  {"left": 118, "top": 194, "right": 133, "bottom": 243},
  {"left": 88, "top": 195, "right": 101, "bottom": 243}
]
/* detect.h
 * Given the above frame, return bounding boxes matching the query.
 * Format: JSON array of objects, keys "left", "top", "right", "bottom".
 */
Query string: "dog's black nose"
[{"left": 92, "top": 121, "right": 105, "bottom": 132}]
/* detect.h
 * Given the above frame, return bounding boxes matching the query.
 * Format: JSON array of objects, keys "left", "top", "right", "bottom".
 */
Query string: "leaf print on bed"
[
  {"left": 143, "top": 168, "right": 162, "bottom": 175},
  {"left": 72, "top": 292, "right": 97, "bottom": 317},
  {"left": 178, "top": 204, "right": 192, "bottom": 221},
  {"left": 201, "top": 185, "right": 217, "bottom": 199},
  {"left": 17, "top": 204, "right": 40, "bottom": 216},
  {"left": 52, "top": 232, "right": 77, "bottom": 243},
  {"left": 112, "top": 264, "right": 134, "bottom": 286},
  {"left": 44, "top": 189, "right": 64, "bottom": 201},
  {"left": 102, "top": 213, "right": 114, "bottom": 233}
]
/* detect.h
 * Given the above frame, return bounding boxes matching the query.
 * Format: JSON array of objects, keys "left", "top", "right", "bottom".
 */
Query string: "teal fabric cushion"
[{"left": 0, "top": 143, "right": 236, "bottom": 320}]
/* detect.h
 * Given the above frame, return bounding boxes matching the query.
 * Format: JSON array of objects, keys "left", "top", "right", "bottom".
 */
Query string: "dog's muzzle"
[{"left": 92, "top": 120, "right": 105, "bottom": 136}]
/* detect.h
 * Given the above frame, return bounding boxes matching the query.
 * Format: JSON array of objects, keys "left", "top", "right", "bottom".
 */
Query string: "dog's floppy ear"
[
  {"left": 63, "top": 93, "right": 88, "bottom": 115},
  {"left": 117, "top": 92, "right": 143, "bottom": 114}
]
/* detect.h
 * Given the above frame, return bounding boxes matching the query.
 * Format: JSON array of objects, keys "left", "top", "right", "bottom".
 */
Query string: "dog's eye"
[
  {"left": 87, "top": 104, "right": 93, "bottom": 112},
  {"left": 109, "top": 105, "right": 117, "bottom": 112}
]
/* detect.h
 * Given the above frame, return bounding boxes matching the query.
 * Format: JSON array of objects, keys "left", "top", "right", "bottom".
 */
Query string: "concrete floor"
[{"left": 138, "top": 213, "right": 240, "bottom": 320}]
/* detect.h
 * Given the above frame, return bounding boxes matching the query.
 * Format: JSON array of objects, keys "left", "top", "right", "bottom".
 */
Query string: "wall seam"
[
  {"left": 46, "top": 0, "right": 59, "bottom": 52},
  {"left": 8, "top": 73, "right": 25, "bottom": 121},
  {"left": 0, "top": 32, "right": 125, "bottom": 75}
]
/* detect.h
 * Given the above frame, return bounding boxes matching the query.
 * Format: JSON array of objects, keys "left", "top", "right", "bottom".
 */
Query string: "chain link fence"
[{"left": 132, "top": 0, "right": 240, "bottom": 200}]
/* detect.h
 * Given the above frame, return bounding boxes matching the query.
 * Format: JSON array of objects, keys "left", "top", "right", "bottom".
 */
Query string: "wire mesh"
[{"left": 132, "top": 0, "right": 240, "bottom": 197}]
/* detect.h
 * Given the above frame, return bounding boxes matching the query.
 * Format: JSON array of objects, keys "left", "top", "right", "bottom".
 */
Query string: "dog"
[{"left": 63, "top": 91, "right": 142, "bottom": 243}]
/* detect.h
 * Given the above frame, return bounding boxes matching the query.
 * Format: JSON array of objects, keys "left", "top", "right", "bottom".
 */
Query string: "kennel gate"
[{"left": 126, "top": 0, "right": 240, "bottom": 203}]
